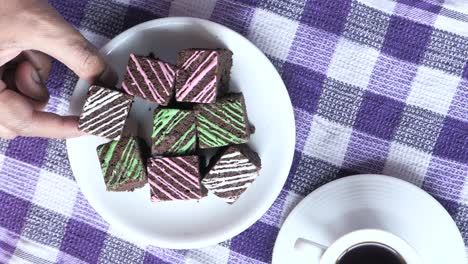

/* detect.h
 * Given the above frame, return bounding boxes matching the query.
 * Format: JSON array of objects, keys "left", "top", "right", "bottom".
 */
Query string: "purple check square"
[
  {"left": 49, "top": 0, "right": 89, "bottom": 27},
  {"left": 5, "top": 137, "right": 49, "bottom": 167},
  {"left": 230, "top": 221, "right": 279, "bottom": 263},
  {"left": 124, "top": 1, "right": 171, "bottom": 29},
  {"left": 395, "top": 0, "right": 441, "bottom": 24},
  {"left": 60, "top": 219, "right": 107, "bottom": 263},
  {"left": 143, "top": 253, "right": 171, "bottom": 264},
  {"left": 300, "top": 0, "right": 352, "bottom": 35},
  {"left": 282, "top": 62, "right": 325, "bottom": 113},
  {"left": 211, "top": 0, "right": 255, "bottom": 35},
  {"left": 423, "top": 156, "right": 467, "bottom": 202},
  {"left": 463, "top": 63, "right": 468, "bottom": 81},
  {"left": 287, "top": 25, "right": 340, "bottom": 74},
  {"left": 343, "top": 131, "right": 391, "bottom": 174},
  {"left": 448, "top": 80, "right": 468, "bottom": 122},
  {"left": 433, "top": 117, "right": 468, "bottom": 163},
  {"left": 367, "top": 54, "right": 418, "bottom": 101},
  {"left": 0, "top": 191, "right": 30, "bottom": 234},
  {"left": 354, "top": 92, "right": 406, "bottom": 140},
  {"left": 382, "top": 15, "right": 433, "bottom": 63}
]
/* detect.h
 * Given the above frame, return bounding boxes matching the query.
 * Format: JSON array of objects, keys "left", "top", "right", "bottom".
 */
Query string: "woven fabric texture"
[{"left": 0, "top": 0, "right": 467, "bottom": 263}]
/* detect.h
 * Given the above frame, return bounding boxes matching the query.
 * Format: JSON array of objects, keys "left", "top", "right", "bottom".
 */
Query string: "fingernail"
[
  {"left": 97, "top": 65, "right": 118, "bottom": 87},
  {"left": 31, "top": 69, "right": 43, "bottom": 85}
]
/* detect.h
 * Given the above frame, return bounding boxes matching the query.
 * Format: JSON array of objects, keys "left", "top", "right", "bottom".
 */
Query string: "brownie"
[
  {"left": 78, "top": 85, "right": 133, "bottom": 140},
  {"left": 151, "top": 108, "right": 197, "bottom": 156},
  {"left": 196, "top": 93, "right": 252, "bottom": 148},
  {"left": 121, "top": 53, "right": 176, "bottom": 105},
  {"left": 175, "top": 49, "right": 232, "bottom": 103},
  {"left": 97, "top": 136, "right": 147, "bottom": 192},
  {"left": 202, "top": 145, "right": 261, "bottom": 204},
  {"left": 147, "top": 156, "right": 203, "bottom": 202}
]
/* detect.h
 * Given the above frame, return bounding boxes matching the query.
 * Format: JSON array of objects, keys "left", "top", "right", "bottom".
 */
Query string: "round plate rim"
[
  {"left": 272, "top": 174, "right": 467, "bottom": 263},
  {"left": 66, "top": 17, "right": 296, "bottom": 249}
]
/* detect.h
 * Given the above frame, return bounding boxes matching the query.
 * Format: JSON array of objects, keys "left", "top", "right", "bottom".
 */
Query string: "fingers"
[
  {"left": 0, "top": 126, "right": 17, "bottom": 140},
  {"left": 27, "top": 11, "right": 107, "bottom": 84},
  {"left": 25, "top": 112, "right": 84, "bottom": 138},
  {"left": 22, "top": 50, "right": 52, "bottom": 82},
  {"left": 15, "top": 60, "right": 50, "bottom": 103},
  {"left": 0, "top": 81, "right": 83, "bottom": 139}
]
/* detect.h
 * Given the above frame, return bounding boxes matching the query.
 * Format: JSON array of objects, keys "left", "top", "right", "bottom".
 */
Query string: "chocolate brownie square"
[
  {"left": 196, "top": 93, "right": 252, "bottom": 148},
  {"left": 147, "top": 156, "right": 203, "bottom": 202},
  {"left": 97, "top": 136, "right": 147, "bottom": 192},
  {"left": 78, "top": 85, "right": 133, "bottom": 140},
  {"left": 151, "top": 108, "right": 197, "bottom": 156},
  {"left": 121, "top": 53, "right": 176, "bottom": 105},
  {"left": 175, "top": 49, "right": 232, "bottom": 103},
  {"left": 202, "top": 145, "right": 261, "bottom": 204}
]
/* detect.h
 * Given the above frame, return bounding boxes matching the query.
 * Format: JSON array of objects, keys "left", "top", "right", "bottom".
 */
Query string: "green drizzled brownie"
[
  {"left": 97, "top": 136, "right": 147, "bottom": 191},
  {"left": 196, "top": 93, "right": 252, "bottom": 148},
  {"left": 151, "top": 108, "right": 197, "bottom": 155}
]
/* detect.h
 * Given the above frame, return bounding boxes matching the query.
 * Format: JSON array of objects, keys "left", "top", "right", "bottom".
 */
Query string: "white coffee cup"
[{"left": 295, "top": 229, "right": 422, "bottom": 264}]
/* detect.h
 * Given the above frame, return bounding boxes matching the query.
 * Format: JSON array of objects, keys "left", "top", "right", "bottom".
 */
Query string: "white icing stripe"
[
  {"left": 216, "top": 159, "right": 249, "bottom": 166},
  {"left": 210, "top": 165, "right": 257, "bottom": 174},
  {"left": 79, "top": 101, "right": 130, "bottom": 127},
  {"left": 203, "top": 173, "right": 257, "bottom": 189},
  {"left": 86, "top": 88, "right": 106, "bottom": 101},
  {"left": 100, "top": 121, "right": 126, "bottom": 140},
  {"left": 86, "top": 110, "right": 128, "bottom": 133},
  {"left": 220, "top": 152, "right": 241, "bottom": 159},
  {"left": 82, "top": 93, "right": 123, "bottom": 114},
  {"left": 93, "top": 114, "right": 128, "bottom": 137},
  {"left": 212, "top": 182, "right": 252, "bottom": 193}
]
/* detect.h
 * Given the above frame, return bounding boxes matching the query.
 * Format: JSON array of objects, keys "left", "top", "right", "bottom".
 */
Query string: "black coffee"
[{"left": 336, "top": 242, "right": 406, "bottom": 264}]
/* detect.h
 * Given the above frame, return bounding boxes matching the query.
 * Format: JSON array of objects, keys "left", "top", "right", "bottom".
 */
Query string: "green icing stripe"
[
  {"left": 99, "top": 141, "right": 118, "bottom": 177},
  {"left": 108, "top": 139, "right": 134, "bottom": 185},
  {"left": 221, "top": 103, "right": 244, "bottom": 120},
  {"left": 154, "top": 111, "right": 189, "bottom": 145},
  {"left": 204, "top": 107, "right": 245, "bottom": 132},
  {"left": 152, "top": 109, "right": 179, "bottom": 137},
  {"left": 179, "top": 135, "right": 196, "bottom": 153},
  {"left": 169, "top": 123, "right": 196, "bottom": 153},
  {"left": 197, "top": 116, "right": 246, "bottom": 147}
]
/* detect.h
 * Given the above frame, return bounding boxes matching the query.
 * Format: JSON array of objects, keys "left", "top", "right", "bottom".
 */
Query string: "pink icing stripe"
[
  {"left": 179, "top": 52, "right": 216, "bottom": 95},
  {"left": 176, "top": 157, "right": 198, "bottom": 172},
  {"left": 192, "top": 77, "right": 217, "bottom": 102},
  {"left": 146, "top": 59, "right": 169, "bottom": 96},
  {"left": 182, "top": 51, "right": 202, "bottom": 70},
  {"left": 177, "top": 52, "right": 218, "bottom": 100},
  {"left": 121, "top": 82, "right": 132, "bottom": 95},
  {"left": 148, "top": 169, "right": 192, "bottom": 199},
  {"left": 148, "top": 177, "right": 178, "bottom": 200},
  {"left": 150, "top": 161, "right": 200, "bottom": 197},
  {"left": 126, "top": 66, "right": 147, "bottom": 99},
  {"left": 159, "top": 62, "right": 175, "bottom": 85},
  {"left": 130, "top": 54, "right": 164, "bottom": 102},
  {"left": 164, "top": 63, "right": 176, "bottom": 77},
  {"left": 154, "top": 159, "right": 199, "bottom": 186},
  {"left": 206, "top": 88, "right": 216, "bottom": 102}
]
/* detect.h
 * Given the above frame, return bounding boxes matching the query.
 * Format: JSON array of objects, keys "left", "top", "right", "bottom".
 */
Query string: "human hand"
[{"left": 0, "top": 0, "right": 116, "bottom": 139}]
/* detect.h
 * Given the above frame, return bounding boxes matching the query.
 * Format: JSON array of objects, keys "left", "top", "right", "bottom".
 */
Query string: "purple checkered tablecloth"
[{"left": 1, "top": 0, "right": 467, "bottom": 263}]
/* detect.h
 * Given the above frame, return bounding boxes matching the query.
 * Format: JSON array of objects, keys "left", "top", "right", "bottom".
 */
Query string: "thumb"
[{"left": 26, "top": 7, "right": 116, "bottom": 85}]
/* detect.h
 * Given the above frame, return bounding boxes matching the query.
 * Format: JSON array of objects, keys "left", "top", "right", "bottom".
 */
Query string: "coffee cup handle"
[{"left": 294, "top": 238, "right": 328, "bottom": 253}]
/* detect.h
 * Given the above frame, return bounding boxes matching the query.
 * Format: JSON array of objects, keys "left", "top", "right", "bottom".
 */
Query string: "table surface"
[{"left": 0, "top": 0, "right": 467, "bottom": 263}]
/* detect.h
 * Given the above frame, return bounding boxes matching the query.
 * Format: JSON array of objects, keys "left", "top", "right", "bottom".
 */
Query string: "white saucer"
[
  {"left": 272, "top": 175, "right": 467, "bottom": 264},
  {"left": 66, "top": 17, "right": 295, "bottom": 249}
]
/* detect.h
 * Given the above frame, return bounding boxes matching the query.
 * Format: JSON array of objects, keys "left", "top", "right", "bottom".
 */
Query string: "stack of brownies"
[{"left": 78, "top": 49, "right": 261, "bottom": 204}]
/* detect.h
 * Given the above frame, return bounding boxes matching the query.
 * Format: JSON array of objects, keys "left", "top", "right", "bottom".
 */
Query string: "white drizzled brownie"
[
  {"left": 202, "top": 144, "right": 261, "bottom": 204},
  {"left": 78, "top": 85, "right": 134, "bottom": 140}
]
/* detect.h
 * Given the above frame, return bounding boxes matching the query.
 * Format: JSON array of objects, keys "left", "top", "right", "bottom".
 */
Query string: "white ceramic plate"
[
  {"left": 66, "top": 17, "right": 295, "bottom": 249},
  {"left": 272, "top": 175, "right": 467, "bottom": 264}
]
